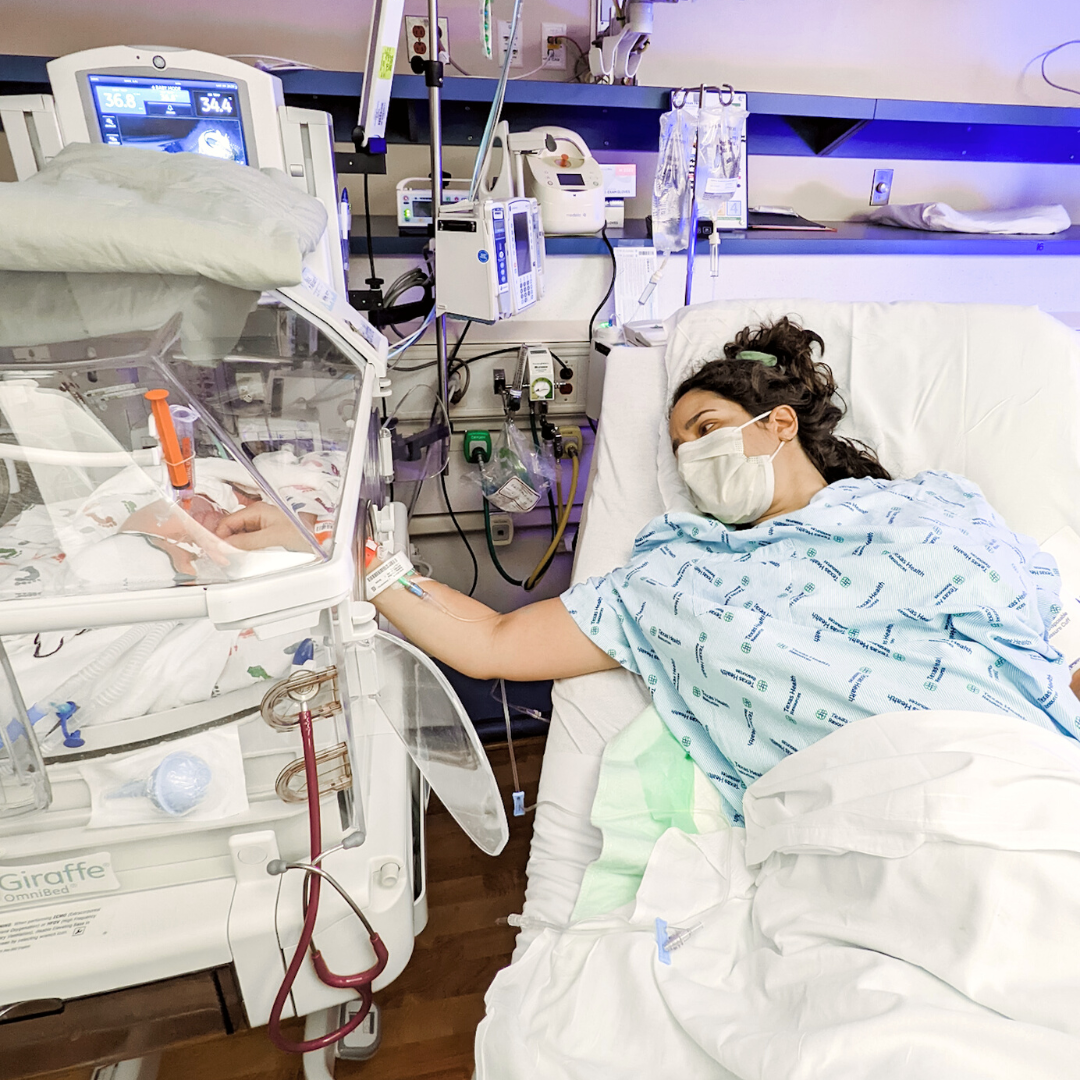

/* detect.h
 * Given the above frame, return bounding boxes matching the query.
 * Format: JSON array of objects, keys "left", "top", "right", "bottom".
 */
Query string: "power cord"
[
  {"left": 439, "top": 469, "right": 478, "bottom": 597},
  {"left": 588, "top": 225, "right": 617, "bottom": 343}
]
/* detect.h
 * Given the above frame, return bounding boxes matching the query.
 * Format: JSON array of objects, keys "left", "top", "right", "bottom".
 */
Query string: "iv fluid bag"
[{"left": 372, "top": 631, "right": 508, "bottom": 856}]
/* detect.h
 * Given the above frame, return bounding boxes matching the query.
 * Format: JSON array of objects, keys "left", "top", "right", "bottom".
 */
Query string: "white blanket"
[
  {"left": 867, "top": 201, "right": 1071, "bottom": 235},
  {"left": 0, "top": 143, "right": 327, "bottom": 290},
  {"left": 477, "top": 711, "right": 1080, "bottom": 1079}
]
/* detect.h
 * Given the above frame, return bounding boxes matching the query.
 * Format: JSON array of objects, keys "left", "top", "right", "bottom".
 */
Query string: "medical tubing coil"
[
  {"left": 83, "top": 620, "right": 179, "bottom": 716},
  {"left": 36, "top": 621, "right": 152, "bottom": 742}
]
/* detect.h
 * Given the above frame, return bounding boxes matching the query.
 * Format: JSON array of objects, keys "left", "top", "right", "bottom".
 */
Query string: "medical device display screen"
[
  {"left": 513, "top": 210, "right": 531, "bottom": 273},
  {"left": 556, "top": 173, "right": 585, "bottom": 186},
  {"left": 87, "top": 74, "right": 248, "bottom": 164}
]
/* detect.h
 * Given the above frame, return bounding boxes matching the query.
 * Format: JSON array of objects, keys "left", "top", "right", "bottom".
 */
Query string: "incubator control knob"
[{"left": 377, "top": 861, "right": 400, "bottom": 888}]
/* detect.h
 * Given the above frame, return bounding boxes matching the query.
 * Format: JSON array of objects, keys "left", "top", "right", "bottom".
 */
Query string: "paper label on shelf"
[{"left": 0, "top": 852, "right": 119, "bottom": 911}]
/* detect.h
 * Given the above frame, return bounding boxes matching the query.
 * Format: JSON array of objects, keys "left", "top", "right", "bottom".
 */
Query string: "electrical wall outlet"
[
  {"left": 498, "top": 19, "right": 523, "bottom": 67},
  {"left": 489, "top": 513, "right": 514, "bottom": 546},
  {"left": 404, "top": 16, "right": 449, "bottom": 64},
  {"left": 541, "top": 22, "right": 567, "bottom": 70},
  {"left": 869, "top": 168, "right": 894, "bottom": 206}
]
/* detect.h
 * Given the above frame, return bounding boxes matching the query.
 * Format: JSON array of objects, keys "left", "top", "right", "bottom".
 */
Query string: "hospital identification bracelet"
[{"left": 364, "top": 550, "right": 417, "bottom": 599}]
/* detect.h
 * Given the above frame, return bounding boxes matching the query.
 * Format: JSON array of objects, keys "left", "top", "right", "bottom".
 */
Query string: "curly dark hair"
[{"left": 671, "top": 316, "right": 891, "bottom": 484}]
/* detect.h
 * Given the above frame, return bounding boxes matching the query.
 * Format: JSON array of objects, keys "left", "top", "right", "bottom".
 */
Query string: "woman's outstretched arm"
[{"left": 373, "top": 577, "right": 620, "bottom": 681}]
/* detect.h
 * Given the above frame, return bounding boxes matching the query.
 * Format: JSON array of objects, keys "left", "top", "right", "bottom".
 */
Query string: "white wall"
[
  {"left": 4, "top": 0, "right": 1080, "bottom": 105},
  {"left": 6, "top": 1, "right": 1080, "bottom": 218},
  {"left": 639, "top": 0, "right": 1080, "bottom": 106}
]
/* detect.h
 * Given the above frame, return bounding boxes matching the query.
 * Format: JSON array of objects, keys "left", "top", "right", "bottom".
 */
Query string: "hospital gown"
[{"left": 563, "top": 471, "right": 1080, "bottom": 823}]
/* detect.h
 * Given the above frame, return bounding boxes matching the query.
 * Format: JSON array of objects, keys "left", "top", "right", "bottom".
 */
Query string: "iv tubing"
[{"left": 468, "top": 0, "right": 525, "bottom": 201}]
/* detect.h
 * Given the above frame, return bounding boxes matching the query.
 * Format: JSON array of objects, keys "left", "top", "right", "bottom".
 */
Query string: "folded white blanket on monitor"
[
  {"left": 0, "top": 142, "right": 327, "bottom": 289},
  {"left": 867, "top": 201, "right": 1071, "bottom": 234}
]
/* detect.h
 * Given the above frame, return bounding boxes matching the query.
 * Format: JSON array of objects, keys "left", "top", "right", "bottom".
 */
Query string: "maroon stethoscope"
[{"left": 265, "top": 674, "right": 388, "bottom": 1054}]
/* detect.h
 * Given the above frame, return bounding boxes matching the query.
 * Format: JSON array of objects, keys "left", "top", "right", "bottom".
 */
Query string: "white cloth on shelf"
[{"left": 867, "top": 201, "right": 1071, "bottom": 234}]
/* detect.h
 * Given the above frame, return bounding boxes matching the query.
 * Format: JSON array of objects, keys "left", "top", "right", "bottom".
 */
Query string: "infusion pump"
[{"left": 435, "top": 196, "right": 545, "bottom": 324}]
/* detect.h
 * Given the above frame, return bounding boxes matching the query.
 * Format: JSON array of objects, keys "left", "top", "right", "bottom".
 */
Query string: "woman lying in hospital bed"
[
  {"left": 376, "top": 317, "right": 1080, "bottom": 823},
  {"left": 4, "top": 448, "right": 343, "bottom": 748}
]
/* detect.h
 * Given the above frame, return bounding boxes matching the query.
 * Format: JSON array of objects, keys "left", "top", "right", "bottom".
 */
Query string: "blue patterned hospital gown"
[{"left": 562, "top": 471, "right": 1080, "bottom": 823}]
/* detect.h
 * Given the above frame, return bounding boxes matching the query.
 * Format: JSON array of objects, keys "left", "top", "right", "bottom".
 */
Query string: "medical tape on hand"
[{"left": 364, "top": 551, "right": 416, "bottom": 599}]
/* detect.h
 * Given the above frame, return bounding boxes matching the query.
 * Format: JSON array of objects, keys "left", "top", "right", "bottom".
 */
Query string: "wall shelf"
[
  {"left": 4, "top": 56, "right": 1080, "bottom": 164},
  {"left": 353, "top": 216, "right": 1080, "bottom": 258}
]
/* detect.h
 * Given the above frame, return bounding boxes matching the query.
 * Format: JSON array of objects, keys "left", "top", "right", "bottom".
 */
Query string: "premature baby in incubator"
[{"left": 0, "top": 447, "right": 343, "bottom": 597}]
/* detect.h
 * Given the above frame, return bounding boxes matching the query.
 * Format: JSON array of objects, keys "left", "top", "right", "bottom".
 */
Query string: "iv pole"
[{"left": 425, "top": 0, "right": 450, "bottom": 417}]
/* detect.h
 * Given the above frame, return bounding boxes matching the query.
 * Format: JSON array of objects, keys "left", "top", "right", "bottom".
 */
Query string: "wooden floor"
[{"left": 29, "top": 736, "right": 546, "bottom": 1080}]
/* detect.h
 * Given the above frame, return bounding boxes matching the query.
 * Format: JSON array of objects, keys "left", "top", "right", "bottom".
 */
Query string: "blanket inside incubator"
[
  {"left": 0, "top": 447, "right": 344, "bottom": 599},
  {"left": 0, "top": 447, "right": 345, "bottom": 747}
]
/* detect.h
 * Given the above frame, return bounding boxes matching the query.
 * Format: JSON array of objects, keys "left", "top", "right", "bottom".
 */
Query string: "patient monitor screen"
[{"left": 87, "top": 74, "right": 249, "bottom": 164}]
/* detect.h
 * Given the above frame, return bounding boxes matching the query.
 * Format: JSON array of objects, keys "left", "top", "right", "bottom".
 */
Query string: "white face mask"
[{"left": 676, "top": 410, "right": 785, "bottom": 524}]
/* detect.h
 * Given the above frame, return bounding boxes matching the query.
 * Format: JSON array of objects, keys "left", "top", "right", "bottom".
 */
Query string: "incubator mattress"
[{"left": 514, "top": 346, "right": 665, "bottom": 954}]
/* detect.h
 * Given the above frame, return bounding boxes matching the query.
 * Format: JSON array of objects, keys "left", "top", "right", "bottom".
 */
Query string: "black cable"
[
  {"left": 439, "top": 468, "right": 478, "bottom": 597},
  {"left": 587, "top": 416, "right": 597, "bottom": 433},
  {"left": 483, "top": 500, "right": 524, "bottom": 587},
  {"left": 1041, "top": 40, "right": 1080, "bottom": 96},
  {"left": 362, "top": 174, "right": 378, "bottom": 288},
  {"left": 448, "top": 320, "right": 472, "bottom": 368},
  {"left": 588, "top": 225, "right": 617, "bottom": 342},
  {"left": 528, "top": 405, "right": 558, "bottom": 540},
  {"left": 391, "top": 345, "right": 519, "bottom": 374}
]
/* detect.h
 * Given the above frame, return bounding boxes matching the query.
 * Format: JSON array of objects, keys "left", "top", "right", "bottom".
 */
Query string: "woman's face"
[{"left": 669, "top": 390, "right": 781, "bottom": 456}]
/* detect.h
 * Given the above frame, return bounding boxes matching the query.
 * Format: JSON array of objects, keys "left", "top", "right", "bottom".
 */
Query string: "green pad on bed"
[{"left": 572, "top": 705, "right": 730, "bottom": 922}]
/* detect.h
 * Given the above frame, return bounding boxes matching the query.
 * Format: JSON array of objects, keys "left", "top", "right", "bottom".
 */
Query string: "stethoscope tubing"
[{"left": 266, "top": 699, "right": 387, "bottom": 1054}]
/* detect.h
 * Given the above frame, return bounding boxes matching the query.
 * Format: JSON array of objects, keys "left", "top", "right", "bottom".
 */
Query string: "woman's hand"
[{"left": 215, "top": 502, "right": 317, "bottom": 552}]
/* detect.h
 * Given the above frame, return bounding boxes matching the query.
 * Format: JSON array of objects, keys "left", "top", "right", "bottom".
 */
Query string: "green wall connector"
[{"left": 463, "top": 429, "right": 492, "bottom": 463}]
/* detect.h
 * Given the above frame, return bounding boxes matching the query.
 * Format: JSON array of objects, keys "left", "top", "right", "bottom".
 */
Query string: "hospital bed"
[{"left": 479, "top": 298, "right": 1080, "bottom": 1074}]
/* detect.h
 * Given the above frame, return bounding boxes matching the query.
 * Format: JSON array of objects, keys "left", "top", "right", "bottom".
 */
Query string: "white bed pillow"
[{"left": 658, "top": 299, "right": 1080, "bottom": 544}]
